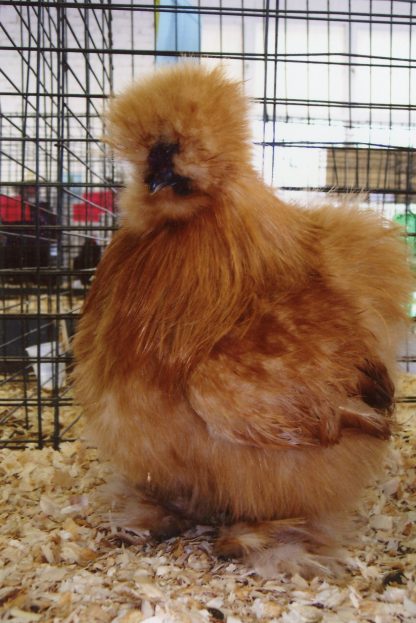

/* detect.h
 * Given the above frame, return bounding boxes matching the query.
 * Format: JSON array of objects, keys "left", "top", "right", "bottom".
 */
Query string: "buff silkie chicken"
[{"left": 73, "top": 63, "right": 413, "bottom": 577}]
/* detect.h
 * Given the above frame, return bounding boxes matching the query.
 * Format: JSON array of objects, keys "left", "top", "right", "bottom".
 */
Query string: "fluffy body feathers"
[{"left": 73, "top": 64, "right": 413, "bottom": 577}]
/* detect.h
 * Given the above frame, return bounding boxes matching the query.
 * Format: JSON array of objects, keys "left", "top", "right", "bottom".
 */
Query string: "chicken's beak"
[
  {"left": 148, "top": 176, "right": 169, "bottom": 195},
  {"left": 146, "top": 172, "right": 193, "bottom": 197},
  {"left": 146, "top": 171, "right": 174, "bottom": 195}
]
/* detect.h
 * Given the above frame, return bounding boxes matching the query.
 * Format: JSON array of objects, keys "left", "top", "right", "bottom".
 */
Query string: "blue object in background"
[{"left": 155, "top": 0, "right": 200, "bottom": 64}]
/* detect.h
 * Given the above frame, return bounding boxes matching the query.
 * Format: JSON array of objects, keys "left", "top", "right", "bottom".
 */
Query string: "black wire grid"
[{"left": 0, "top": 0, "right": 415, "bottom": 448}]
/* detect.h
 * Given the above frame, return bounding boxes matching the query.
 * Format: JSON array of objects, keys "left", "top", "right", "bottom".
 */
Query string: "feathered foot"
[
  {"left": 102, "top": 477, "right": 193, "bottom": 539},
  {"left": 215, "top": 516, "right": 348, "bottom": 578}
]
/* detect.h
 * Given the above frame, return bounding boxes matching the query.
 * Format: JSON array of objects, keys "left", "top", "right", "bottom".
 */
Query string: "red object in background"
[
  {"left": 0, "top": 195, "right": 31, "bottom": 222},
  {"left": 72, "top": 190, "right": 115, "bottom": 222}
]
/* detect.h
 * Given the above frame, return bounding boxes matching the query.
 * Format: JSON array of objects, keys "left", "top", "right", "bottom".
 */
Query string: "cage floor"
[
  {"left": 1, "top": 290, "right": 84, "bottom": 447},
  {"left": 0, "top": 381, "right": 415, "bottom": 623},
  {"left": 0, "top": 382, "right": 82, "bottom": 448}
]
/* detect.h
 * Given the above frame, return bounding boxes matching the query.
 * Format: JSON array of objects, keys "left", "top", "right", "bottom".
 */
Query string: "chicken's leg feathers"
[
  {"left": 356, "top": 358, "right": 395, "bottom": 413},
  {"left": 216, "top": 517, "right": 349, "bottom": 578}
]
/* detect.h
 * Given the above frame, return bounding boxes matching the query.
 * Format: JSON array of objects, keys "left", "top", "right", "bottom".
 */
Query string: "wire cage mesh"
[{"left": 1, "top": 0, "right": 415, "bottom": 448}]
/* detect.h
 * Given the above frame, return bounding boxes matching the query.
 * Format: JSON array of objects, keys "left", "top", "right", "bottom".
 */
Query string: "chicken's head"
[{"left": 104, "top": 63, "right": 254, "bottom": 228}]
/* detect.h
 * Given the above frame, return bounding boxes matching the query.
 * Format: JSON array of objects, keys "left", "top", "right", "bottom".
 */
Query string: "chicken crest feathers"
[{"left": 104, "top": 63, "right": 252, "bottom": 188}]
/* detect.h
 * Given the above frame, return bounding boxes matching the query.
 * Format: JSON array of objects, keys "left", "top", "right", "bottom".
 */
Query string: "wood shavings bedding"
[{"left": 0, "top": 380, "right": 415, "bottom": 622}]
